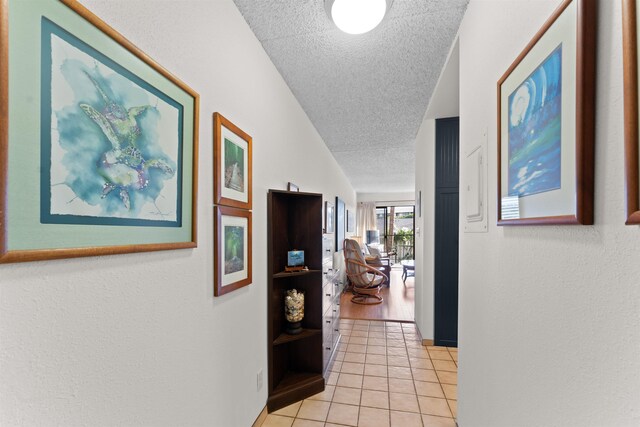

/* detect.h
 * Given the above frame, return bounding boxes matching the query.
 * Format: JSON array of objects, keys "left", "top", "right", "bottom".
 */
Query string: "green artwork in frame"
[
  {"left": 213, "top": 112, "right": 252, "bottom": 210},
  {"left": 224, "top": 225, "right": 245, "bottom": 275},
  {"left": 224, "top": 138, "right": 245, "bottom": 193},
  {"left": 0, "top": 0, "right": 199, "bottom": 263},
  {"left": 214, "top": 206, "right": 252, "bottom": 297}
]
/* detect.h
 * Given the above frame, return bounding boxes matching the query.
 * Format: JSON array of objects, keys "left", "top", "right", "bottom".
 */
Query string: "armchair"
[
  {"left": 343, "top": 238, "right": 387, "bottom": 305},
  {"left": 367, "top": 243, "right": 396, "bottom": 263}
]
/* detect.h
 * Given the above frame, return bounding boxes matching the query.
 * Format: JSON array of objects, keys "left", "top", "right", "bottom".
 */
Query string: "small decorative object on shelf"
[
  {"left": 284, "top": 289, "right": 305, "bottom": 334},
  {"left": 284, "top": 250, "right": 306, "bottom": 272},
  {"left": 287, "top": 182, "right": 299, "bottom": 192}
]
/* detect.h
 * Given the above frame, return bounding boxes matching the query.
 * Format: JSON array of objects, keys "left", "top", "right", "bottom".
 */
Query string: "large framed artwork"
[
  {"left": 214, "top": 206, "right": 252, "bottom": 296},
  {"left": 0, "top": 0, "right": 199, "bottom": 263},
  {"left": 213, "top": 112, "right": 252, "bottom": 210},
  {"left": 623, "top": 0, "right": 640, "bottom": 224},
  {"left": 497, "top": 0, "right": 596, "bottom": 225}
]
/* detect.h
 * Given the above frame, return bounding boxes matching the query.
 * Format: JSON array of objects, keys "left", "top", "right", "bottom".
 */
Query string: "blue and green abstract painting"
[
  {"left": 41, "top": 19, "right": 183, "bottom": 227},
  {"left": 508, "top": 44, "right": 562, "bottom": 198}
]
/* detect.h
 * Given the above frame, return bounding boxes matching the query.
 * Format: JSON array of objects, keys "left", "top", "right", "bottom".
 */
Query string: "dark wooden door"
[{"left": 434, "top": 117, "right": 459, "bottom": 347}]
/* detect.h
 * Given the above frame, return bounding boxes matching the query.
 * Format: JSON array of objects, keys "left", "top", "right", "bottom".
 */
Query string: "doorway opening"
[{"left": 340, "top": 204, "right": 416, "bottom": 323}]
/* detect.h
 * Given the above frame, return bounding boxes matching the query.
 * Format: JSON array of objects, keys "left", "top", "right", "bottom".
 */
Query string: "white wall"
[
  {"left": 0, "top": 1, "right": 355, "bottom": 426},
  {"left": 414, "top": 40, "right": 460, "bottom": 341},
  {"left": 414, "top": 119, "right": 436, "bottom": 340},
  {"left": 457, "top": 1, "right": 640, "bottom": 426}
]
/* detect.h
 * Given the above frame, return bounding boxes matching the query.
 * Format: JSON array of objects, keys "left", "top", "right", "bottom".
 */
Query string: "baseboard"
[
  {"left": 252, "top": 405, "right": 268, "bottom": 427},
  {"left": 414, "top": 323, "right": 434, "bottom": 347}
]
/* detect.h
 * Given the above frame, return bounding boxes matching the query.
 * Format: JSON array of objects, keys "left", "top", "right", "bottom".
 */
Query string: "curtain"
[{"left": 356, "top": 202, "right": 377, "bottom": 241}]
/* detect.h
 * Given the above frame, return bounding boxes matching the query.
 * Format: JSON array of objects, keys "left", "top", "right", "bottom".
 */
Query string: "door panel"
[{"left": 434, "top": 117, "right": 459, "bottom": 347}]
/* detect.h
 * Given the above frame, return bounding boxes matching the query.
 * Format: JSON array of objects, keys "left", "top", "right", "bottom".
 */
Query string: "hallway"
[{"left": 262, "top": 320, "right": 457, "bottom": 427}]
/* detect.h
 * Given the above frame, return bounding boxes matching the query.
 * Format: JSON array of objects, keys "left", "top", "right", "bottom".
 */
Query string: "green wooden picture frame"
[
  {"left": 213, "top": 112, "right": 252, "bottom": 210},
  {"left": 214, "top": 206, "right": 252, "bottom": 296}
]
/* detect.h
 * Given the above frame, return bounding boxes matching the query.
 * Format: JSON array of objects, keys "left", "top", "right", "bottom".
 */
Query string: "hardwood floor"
[{"left": 340, "top": 265, "right": 415, "bottom": 322}]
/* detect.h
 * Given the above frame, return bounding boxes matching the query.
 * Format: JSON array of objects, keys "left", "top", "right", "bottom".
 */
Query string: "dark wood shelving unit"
[{"left": 267, "top": 190, "right": 324, "bottom": 413}]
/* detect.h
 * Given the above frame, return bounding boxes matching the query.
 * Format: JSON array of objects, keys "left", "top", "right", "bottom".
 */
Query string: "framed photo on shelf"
[
  {"left": 623, "top": 0, "right": 640, "bottom": 224},
  {"left": 287, "top": 182, "right": 299, "bottom": 192},
  {"left": 497, "top": 0, "right": 596, "bottom": 225},
  {"left": 325, "top": 201, "right": 335, "bottom": 234},
  {"left": 214, "top": 206, "right": 252, "bottom": 296},
  {"left": 0, "top": 0, "right": 199, "bottom": 263},
  {"left": 213, "top": 112, "right": 252, "bottom": 210}
]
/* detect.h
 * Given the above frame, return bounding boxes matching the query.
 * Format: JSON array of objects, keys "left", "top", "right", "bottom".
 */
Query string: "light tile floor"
[{"left": 262, "top": 320, "right": 458, "bottom": 427}]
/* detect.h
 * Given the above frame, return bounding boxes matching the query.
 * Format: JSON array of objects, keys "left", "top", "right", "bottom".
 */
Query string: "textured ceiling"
[{"left": 233, "top": 0, "right": 469, "bottom": 193}]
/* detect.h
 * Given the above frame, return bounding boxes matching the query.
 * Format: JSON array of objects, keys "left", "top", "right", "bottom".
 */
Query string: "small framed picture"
[
  {"left": 287, "top": 182, "right": 299, "bottom": 192},
  {"left": 347, "top": 209, "right": 355, "bottom": 233},
  {"left": 214, "top": 206, "right": 252, "bottom": 296},
  {"left": 325, "top": 201, "right": 335, "bottom": 234},
  {"left": 287, "top": 250, "right": 304, "bottom": 267},
  {"left": 214, "top": 113, "right": 252, "bottom": 210}
]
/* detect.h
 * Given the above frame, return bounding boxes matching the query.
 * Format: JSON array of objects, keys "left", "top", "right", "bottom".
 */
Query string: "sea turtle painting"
[
  {"left": 45, "top": 22, "right": 181, "bottom": 225},
  {"left": 79, "top": 71, "right": 175, "bottom": 210}
]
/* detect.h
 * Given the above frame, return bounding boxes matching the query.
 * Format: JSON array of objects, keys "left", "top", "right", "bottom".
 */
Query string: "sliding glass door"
[{"left": 374, "top": 205, "right": 415, "bottom": 262}]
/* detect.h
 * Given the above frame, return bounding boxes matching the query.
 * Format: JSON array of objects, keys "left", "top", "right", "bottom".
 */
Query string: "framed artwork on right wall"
[
  {"left": 623, "top": 0, "right": 640, "bottom": 224},
  {"left": 497, "top": 0, "right": 596, "bottom": 225}
]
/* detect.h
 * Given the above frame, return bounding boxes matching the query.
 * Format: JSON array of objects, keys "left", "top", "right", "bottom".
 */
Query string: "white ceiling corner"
[{"left": 232, "top": 0, "right": 469, "bottom": 193}]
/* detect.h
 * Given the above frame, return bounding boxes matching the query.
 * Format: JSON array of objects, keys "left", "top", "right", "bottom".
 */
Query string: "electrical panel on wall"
[{"left": 464, "top": 128, "right": 488, "bottom": 233}]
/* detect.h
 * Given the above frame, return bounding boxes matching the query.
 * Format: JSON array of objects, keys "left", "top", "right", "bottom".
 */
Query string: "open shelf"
[
  {"left": 267, "top": 190, "right": 324, "bottom": 413},
  {"left": 273, "top": 270, "right": 321, "bottom": 279},
  {"left": 273, "top": 328, "right": 322, "bottom": 346},
  {"left": 267, "top": 371, "right": 325, "bottom": 412}
]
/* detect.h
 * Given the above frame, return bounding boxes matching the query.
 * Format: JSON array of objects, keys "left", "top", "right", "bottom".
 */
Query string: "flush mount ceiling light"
[{"left": 325, "top": 0, "right": 393, "bottom": 35}]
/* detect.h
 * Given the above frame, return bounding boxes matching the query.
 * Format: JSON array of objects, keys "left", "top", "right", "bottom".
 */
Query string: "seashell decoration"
[{"left": 284, "top": 289, "right": 305, "bottom": 323}]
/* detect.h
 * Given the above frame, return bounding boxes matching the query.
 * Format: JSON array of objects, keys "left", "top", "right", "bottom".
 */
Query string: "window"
[{"left": 374, "top": 205, "right": 415, "bottom": 261}]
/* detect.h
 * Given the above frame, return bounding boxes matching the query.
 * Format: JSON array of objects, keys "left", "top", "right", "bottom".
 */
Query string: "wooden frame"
[
  {"left": 213, "top": 112, "right": 252, "bottom": 210},
  {"left": 623, "top": 0, "right": 640, "bottom": 224},
  {"left": 497, "top": 0, "right": 596, "bottom": 225},
  {"left": 214, "top": 206, "right": 252, "bottom": 296},
  {"left": 0, "top": 0, "right": 199, "bottom": 263}
]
